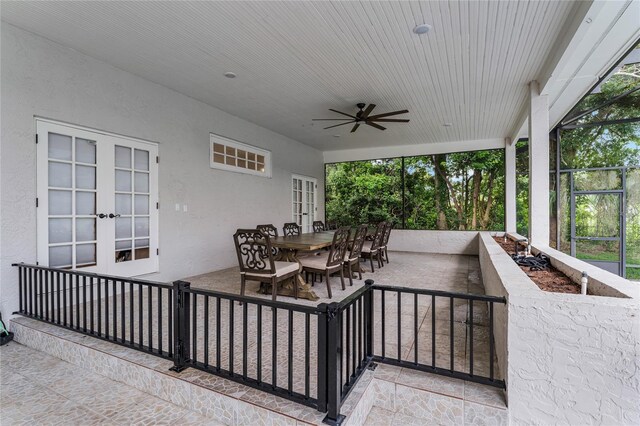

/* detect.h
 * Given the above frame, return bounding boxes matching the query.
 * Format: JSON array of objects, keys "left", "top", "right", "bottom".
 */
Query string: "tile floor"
[
  {"left": 0, "top": 341, "right": 223, "bottom": 425},
  {"left": 361, "top": 363, "right": 508, "bottom": 425}
]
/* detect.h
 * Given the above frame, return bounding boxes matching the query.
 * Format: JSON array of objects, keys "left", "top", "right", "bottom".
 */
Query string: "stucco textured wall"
[
  {"left": 388, "top": 230, "right": 479, "bottom": 255},
  {"left": 0, "top": 24, "right": 324, "bottom": 317},
  {"left": 479, "top": 233, "right": 640, "bottom": 425}
]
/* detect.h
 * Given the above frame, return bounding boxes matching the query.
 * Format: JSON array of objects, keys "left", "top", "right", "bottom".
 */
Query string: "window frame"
[{"left": 209, "top": 133, "right": 272, "bottom": 178}]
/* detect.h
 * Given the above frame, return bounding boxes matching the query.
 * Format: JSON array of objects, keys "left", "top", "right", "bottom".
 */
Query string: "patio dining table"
[{"left": 256, "top": 231, "right": 337, "bottom": 301}]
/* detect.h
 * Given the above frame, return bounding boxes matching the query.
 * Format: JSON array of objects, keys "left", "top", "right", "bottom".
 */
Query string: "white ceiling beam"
[{"left": 323, "top": 138, "right": 505, "bottom": 164}]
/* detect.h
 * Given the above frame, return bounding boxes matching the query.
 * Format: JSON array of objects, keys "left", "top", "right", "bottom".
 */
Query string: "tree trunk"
[
  {"left": 471, "top": 170, "right": 482, "bottom": 229},
  {"left": 433, "top": 155, "right": 464, "bottom": 229},
  {"left": 481, "top": 171, "right": 496, "bottom": 229},
  {"left": 433, "top": 156, "right": 448, "bottom": 230}
]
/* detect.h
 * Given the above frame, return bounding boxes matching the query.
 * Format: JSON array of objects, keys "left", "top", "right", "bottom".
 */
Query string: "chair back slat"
[
  {"left": 283, "top": 222, "right": 301, "bottom": 236},
  {"left": 348, "top": 225, "right": 369, "bottom": 260},
  {"left": 257, "top": 224, "right": 278, "bottom": 238},
  {"left": 312, "top": 221, "right": 325, "bottom": 233},
  {"left": 233, "top": 229, "right": 275, "bottom": 274},
  {"left": 381, "top": 222, "right": 393, "bottom": 246},
  {"left": 327, "top": 226, "right": 351, "bottom": 267},
  {"left": 370, "top": 221, "right": 387, "bottom": 251}
]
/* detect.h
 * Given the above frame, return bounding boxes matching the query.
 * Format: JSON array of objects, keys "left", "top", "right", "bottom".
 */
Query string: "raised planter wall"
[
  {"left": 479, "top": 233, "right": 640, "bottom": 425},
  {"left": 388, "top": 230, "right": 479, "bottom": 255}
]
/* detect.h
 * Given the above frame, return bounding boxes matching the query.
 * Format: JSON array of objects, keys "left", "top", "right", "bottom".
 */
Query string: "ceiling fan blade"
[
  {"left": 360, "top": 104, "right": 376, "bottom": 119},
  {"left": 329, "top": 109, "right": 358, "bottom": 119},
  {"left": 350, "top": 123, "right": 360, "bottom": 133},
  {"left": 366, "top": 121, "right": 386, "bottom": 131},
  {"left": 372, "top": 119, "right": 410, "bottom": 123},
  {"left": 368, "top": 109, "right": 409, "bottom": 120},
  {"left": 324, "top": 120, "right": 356, "bottom": 130},
  {"left": 312, "top": 118, "right": 354, "bottom": 121}
]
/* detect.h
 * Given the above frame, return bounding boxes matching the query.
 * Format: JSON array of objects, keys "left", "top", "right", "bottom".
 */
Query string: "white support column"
[
  {"left": 505, "top": 138, "right": 517, "bottom": 233},
  {"left": 528, "top": 81, "right": 550, "bottom": 246}
]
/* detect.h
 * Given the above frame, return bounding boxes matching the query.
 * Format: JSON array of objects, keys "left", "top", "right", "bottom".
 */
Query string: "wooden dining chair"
[
  {"left": 312, "top": 221, "right": 326, "bottom": 233},
  {"left": 257, "top": 224, "right": 279, "bottom": 257},
  {"left": 379, "top": 222, "right": 393, "bottom": 265},
  {"left": 233, "top": 229, "right": 299, "bottom": 301},
  {"left": 283, "top": 222, "right": 301, "bottom": 236},
  {"left": 344, "top": 224, "right": 368, "bottom": 285},
  {"left": 300, "top": 226, "right": 350, "bottom": 298},
  {"left": 257, "top": 224, "right": 278, "bottom": 238},
  {"left": 360, "top": 221, "right": 386, "bottom": 272}
]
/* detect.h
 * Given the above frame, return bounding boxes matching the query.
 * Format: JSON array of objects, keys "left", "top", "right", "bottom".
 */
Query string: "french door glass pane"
[
  {"left": 135, "top": 195, "right": 149, "bottom": 215},
  {"left": 49, "top": 162, "right": 72, "bottom": 188},
  {"left": 76, "top": 191, "right": 96, "bottom": 215},
  {"left": 76, "top": 218, "right": 96, "bottom": 242},
  {"left": 134, "top": 149, "right": 149, "bottom": 171},
  {"left": 115, "top": 145, "right": 131, "bottom": 168},
  {"left": 134, "top": 172, "right": 149, "bottom": 192},
  {"left": 116, "top": 217, "right": 132, "bottom": 239},
  {"left": 48, "top": 190, "right": 72, "bottom": 215},
  {"left": 49, "top": 245, "right": 72, "bottom": 268},
  {"left": 115, "top": 194, "right": 132, "bottom": 215},
  {"left": 135, "top": 217, "right": 149, "bottom": 237},
  {"left": 76, "top": 243, "right": 96, "bottom": 266},
  {"left": 76, "top": 165, "right": 96, "bottom": 189},
  {"left": 49, "top": 218, "right": 72, "bottom": 243},
  {"left": 76, "top": 138, "right": 96, "bottom": 164},
  {"left": 116, "top": 240, "right": 132, "bottom": 250},
  {"left": 48, "top": 133, "right": 72, "bottom": 161},
  {"left": 115, "top": 170, "right": 132, "bottom": 192}
]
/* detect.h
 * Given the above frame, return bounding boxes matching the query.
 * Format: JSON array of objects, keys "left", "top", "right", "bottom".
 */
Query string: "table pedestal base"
[{"left": 257, "top": 248, "right": 320, "bottom": 301}]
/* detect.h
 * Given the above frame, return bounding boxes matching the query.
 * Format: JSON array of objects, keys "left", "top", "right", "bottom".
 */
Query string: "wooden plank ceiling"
[{"left": 1, "top": 1, "right": 578, "bottom": 150}]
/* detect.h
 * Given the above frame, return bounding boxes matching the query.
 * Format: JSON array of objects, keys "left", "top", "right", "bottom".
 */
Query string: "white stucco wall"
[
  {"left": 387, "top": 230, "right": 479, "bottom": 255},
  {"left": 0, "top": 24, "right": 324, "bottom": 317},
  {"left": 479, "top": 233, "right": 640, "bottom": 425}
]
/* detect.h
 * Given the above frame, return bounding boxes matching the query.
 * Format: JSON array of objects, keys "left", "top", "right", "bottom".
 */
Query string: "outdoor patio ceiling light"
[
  {"left": 413, "top": 24, "right": 432, "bottom": 35},
  {"left": 223, "top": 71, "right": 237, "bottom": 78}
]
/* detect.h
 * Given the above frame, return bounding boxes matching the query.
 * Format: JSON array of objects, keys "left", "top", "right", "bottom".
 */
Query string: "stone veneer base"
[{"left": 9, "top": 316, "right": 380, "bottom": 426}]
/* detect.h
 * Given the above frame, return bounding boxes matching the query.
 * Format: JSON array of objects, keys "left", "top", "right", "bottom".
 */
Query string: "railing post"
[
  {"left": 170, "top": 280, "right": 191, "bottom": 372},
  {"left": 322, "top": 302, "right": 344, "bottom": 426},
  {"left": 317, "top": 303, "right": 329, "bottom": 413},
  {"left": 364, "top": 279, "right": 374, "bottom": 359}
]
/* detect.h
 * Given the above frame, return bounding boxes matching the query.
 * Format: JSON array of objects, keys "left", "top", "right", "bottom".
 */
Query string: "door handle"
[
  {"left": 97, "top": 213, "right": 108, "bottom": 219},
  {"left": 302, "top": 213, "right": 308, "bottom": 216},
  {"left": 108, "top": 213, "right": 121, "bottom": 218}
]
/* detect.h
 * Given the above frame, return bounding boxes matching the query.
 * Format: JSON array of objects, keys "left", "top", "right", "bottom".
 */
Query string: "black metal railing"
[
  {"left": 12, "top": 263, "right": 174, "bottom": 358},
  {"left": 171, "top": 281, "right": 320, "bottom": 409},
  {"left": 12, "top": 264, "right": 506, "bottom": 425},
  {"left": 370, "top": 284, "right": 506, "bottom": 388}
]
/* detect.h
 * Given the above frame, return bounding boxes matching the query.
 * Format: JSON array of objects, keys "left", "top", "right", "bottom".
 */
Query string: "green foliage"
[{"left": 325, "top": 150, "right": 505, "bottom": 231}]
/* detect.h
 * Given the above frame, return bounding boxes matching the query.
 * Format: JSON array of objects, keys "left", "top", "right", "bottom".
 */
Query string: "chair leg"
[
  {"left": 271, "top": 277, "right": 277, "bottom": 301},
  {"left": 340, "top": 268, "right": 345, "bottom": 290},
  {"left": 369, "top": 255, "right": 375, "bottom": 273},
  {"left": 347, "top": 264, "right": 353, "bottom": 287},
  {"left": 377, "top": 251, "right": 383, "bottom": 268},
  {"left": 240, "top": 275, "right": 246, "bottom": 297},
  {"left": 325, "top": 271, "right": 332, "bottom": 299},
  {"left": 358, "top": 265, "right": 363, "bottom": 280},
  {"left": 385, "top": 247, "right": 390, "bottom": 263}
]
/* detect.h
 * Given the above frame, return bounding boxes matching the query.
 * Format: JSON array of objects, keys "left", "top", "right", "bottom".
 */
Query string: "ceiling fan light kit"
[{"left": 312, "top": 103, "right": 409, "bottom": 133}]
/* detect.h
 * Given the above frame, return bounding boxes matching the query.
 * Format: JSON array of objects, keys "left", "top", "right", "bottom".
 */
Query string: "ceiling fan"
[{"left": 313, "top": 103, "right": 409, "bottom": 133}]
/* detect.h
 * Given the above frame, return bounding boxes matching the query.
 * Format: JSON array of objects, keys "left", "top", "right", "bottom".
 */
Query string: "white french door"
[
  {"left": 292, "top": 175, "right": 317, "bottom": 233},
  {"left": 36, "top": 119, "right": 159, "bottom": 276}
]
